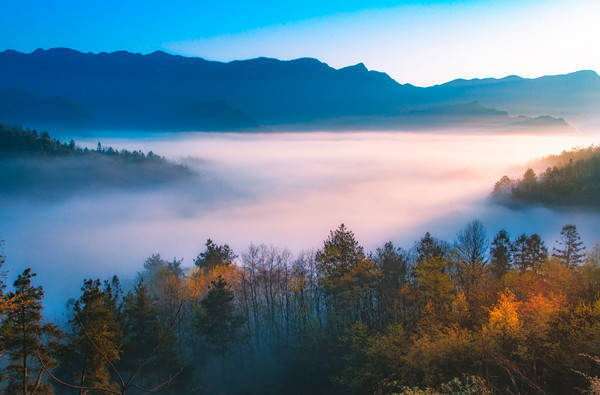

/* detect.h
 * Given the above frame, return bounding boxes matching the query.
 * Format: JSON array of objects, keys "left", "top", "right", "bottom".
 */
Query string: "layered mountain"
[
  {"left": 0, "top": 48, "right": 596, "bottom": 131},
  {"left": 427, "top": 70, "right": 600, "bottom": 126}
]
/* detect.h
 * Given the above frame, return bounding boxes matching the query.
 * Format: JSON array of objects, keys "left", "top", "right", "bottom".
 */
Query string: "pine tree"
[
  {"left": 415, "top": 232, "right": 448, "bottom": 263},
  {"left": 316, "top": 224, "right": 365, "bottom": 279},
  {"left": 490, "top": 230, "right": 512, "bottom": 278},
  {"left": 195, "top": 275, "right": 242, "bottom": 360},
  {"left": 194, "top": 239, "right": 237, "bottom": 272},
  {"left": 0, "top": 240, "right": 12, "bottom": 319},
  {"left": 65, "top": 278, "right": 122, "bottom": 392},
  {"left": 1, "top": 269, "right": 61, "bottom": 395},
  {"left": 552, "top": 224, "right": 586, "bottom": 267},
  {"left": 119, "top": 279, "right": 183, "bottom": 391},
  {"left": 512, "top": 234, "right": 548, "bottom": 272}
]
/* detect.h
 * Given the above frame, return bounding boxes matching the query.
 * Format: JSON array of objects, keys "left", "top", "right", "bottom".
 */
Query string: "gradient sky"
[{"left": 2, "top": 0, "right": 599, "bottom": 86}]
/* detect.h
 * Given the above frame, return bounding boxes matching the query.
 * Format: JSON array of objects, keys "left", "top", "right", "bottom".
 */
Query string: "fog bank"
[{"left": 1, "top": 130, "right": 599, "bottom": 317}]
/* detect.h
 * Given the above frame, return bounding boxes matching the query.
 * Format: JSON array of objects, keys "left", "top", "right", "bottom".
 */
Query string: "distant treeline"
[
  {"left": 493, "top": 145, "right": 600, "bottom": 206},
  {"left": 0, "top": 124, "right": 192, "bottom": 197},
  {"left": 1, "top": 222, "right": 600, "bottom": 394},
  {"left": 1, "top": 123, "right": 164, "bottom": 161}
]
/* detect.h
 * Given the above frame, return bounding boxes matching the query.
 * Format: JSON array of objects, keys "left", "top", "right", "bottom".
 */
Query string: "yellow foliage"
[
  {"left": 451, "top": 292, "right": 470, "bottom": 325},
  {"left": 486, "top": 289, "right": 520, "bottom": 335},
  {"left": 186, "top": 264, "right": 242, "bottom": 300}
]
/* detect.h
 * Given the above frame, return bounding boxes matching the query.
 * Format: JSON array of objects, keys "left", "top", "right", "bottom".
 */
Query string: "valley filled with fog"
[{"left": 2, "top": 130, "right": 599, "bottom": 316}]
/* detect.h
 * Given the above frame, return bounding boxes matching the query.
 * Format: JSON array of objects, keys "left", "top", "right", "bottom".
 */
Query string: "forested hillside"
[
  {"left": 1, "top": 222, "right": 600, "bottom": 393},
  {"left": 0, "top": 124, "right": 192, "bottom": 198},
  {"left": 493, "top": 145, "right": 600, "bottom": 207}
]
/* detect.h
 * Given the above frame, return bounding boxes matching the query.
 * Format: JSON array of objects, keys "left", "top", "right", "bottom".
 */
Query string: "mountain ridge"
[{"left": 0, "top": 48, "right": 596, "bottom": 131}]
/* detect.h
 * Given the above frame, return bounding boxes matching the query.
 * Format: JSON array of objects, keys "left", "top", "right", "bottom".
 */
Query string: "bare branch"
[
  {"left": 75, "top": 313, "right": 126, "bottom": 389},
  {"left": 132, "top": 366, "right": 185, "bottom": 393},
  {"left": 124, "top": 301, "right": 184, "bottom": 390},
  {"left": 37, "top": 352, "right": 120, "bottom": 394}
]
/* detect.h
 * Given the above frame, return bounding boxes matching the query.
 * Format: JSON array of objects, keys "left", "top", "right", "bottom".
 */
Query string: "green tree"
[
  {"left": 194, "top": 239, "right": 237, "bottom": 272},
  {"left": 490, "top": 230, "right": 512, "bottom": 278},
  {"left": 0, "top": 239, "right": 12, "bottom": 319},
  {"left": 373, "top": 242, "right": 408, "bottom": 326},
  {"left": 415, "top": 232, "right": 447, "bottom": 263},
  {"left": 512, "top": 234, "right": 548, "bottom": 272},
  {"left": 119, "top": 279, "right": 184, "bottom": 392},
  {"left": 415, "top": 255, "right": 454, "bottom": 320},
  {"left": 1, "top": 269, "right": 61, "bottom": 395},
  {"left": 66, "top": 278, "right": 122, "bottom": 392},
  {"left": 552, "top": 224, "right": 586, "bottom": 267},
  {"left": 195, "top": 275, "right": 242, "bottom": 361},
  {"left": 316, "top": 224, "right": 365, "bottom": 280}
]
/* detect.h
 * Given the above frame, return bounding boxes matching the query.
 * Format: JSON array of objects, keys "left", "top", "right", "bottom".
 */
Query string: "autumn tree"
[
  {"left": 194, "top": 239, "right": 237, "bottom": 272},
  {"left": 415, "top": 255, "right": 454, "bottom": 325},
  {"left": 0, "top": 239, "right": 12, "bottom": 320},
  {"left": 1, "top": 269, "right": 61, "bottom": 395},
  {"left": 62, "top": 278, "right": 122, "bottom": 392},
  {"left": 316, "top": 225, "right": 378, "bottom": 328}
]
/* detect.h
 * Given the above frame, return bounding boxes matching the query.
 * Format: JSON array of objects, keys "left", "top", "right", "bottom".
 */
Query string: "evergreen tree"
[
  {"left": 415, "top": 232, "right": 448, "bottom": 263},
  {"left": 552, "top": 224, "right": 586, "bottom": 267},
  {"left": 119, "top": 279, "right": 183, "bottom": 391},
  {"left": 490, "top": 230, "right": 512, "bottom": 278},
  {"left": 1, "top": 269, "right": 61, "bottom": 395},
  {"left": 0, "top": 240, "right": 11, "bottom": 318},
  {"left": 374, "top": 242, "right": 408, "bottom": 300},
  {"left": 317, "top": 224, "right": 365, "bottom": 279},
  {"left": 512, "top": 234, "right": 548, "bottom": 272},
  {"left": 65, "top": 278, "right": 122, "bottom": 392},
  {"left": 195, "top": 275, "right": 242, "bottom": 360},
  {"left": 194, "top": 239, "right": 237, "bottom": 272}
]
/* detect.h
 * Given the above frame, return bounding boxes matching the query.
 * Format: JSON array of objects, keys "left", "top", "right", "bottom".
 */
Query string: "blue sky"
[{"left": 2, "top": 0, "right": 598, "bottom": 85}]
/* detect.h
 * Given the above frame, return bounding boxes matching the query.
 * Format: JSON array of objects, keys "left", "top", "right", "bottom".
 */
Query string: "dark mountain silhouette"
[
  {"left": 287, "top": 101, "right": 570, "bottom": 132},
  {"left": 428, "top": 70, "right": 600, "bottom": 123},
  {"left": 0, "top": 48, "right": 596, "bottom": 131},
  {"left": 0, "top": 87, "right": 91, "bottom": 127}
]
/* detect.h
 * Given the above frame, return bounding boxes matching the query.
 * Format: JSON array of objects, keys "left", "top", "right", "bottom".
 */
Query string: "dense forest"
[
  {"left": 492, "top": 145, "right": 600, "bottom": 206},
  {"left": 0, "top": 124, "right": 192, "bottom": 198},
  {"left": 1, "top": 222, "right": 600, "bottom": 394}
]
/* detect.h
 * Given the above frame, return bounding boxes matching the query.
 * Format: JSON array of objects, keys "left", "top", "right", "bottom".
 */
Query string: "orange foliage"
[{"left": 186, "top": 264, "right": 242, "bottom": 300}]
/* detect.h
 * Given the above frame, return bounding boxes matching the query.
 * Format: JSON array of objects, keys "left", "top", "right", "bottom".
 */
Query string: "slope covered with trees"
[
  {"left": 1, "top": 222, "right": 600, "bottom": 394},
  {"left": 493, "top": 145, "right": 600, "bottom": 207},
  {"left": 0, "top": 124, "right": 192, "bottom": 198}
]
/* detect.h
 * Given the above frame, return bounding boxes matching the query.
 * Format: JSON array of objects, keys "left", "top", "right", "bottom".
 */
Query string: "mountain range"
[{"left": 0, "top": 48, "right": 598, "bottom": 132}]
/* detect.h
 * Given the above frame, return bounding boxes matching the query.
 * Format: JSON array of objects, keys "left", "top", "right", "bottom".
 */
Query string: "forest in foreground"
[{"left": 1, "top": 222, "right": 600, "bottom": 394}]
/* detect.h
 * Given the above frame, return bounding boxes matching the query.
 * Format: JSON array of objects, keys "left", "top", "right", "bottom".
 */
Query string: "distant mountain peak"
[
  {"left": 0, "top": 47, "right": 597, "bottom": 132},
  {"left": 339, "top": 62, "right": 368, "bottom": 73}
]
